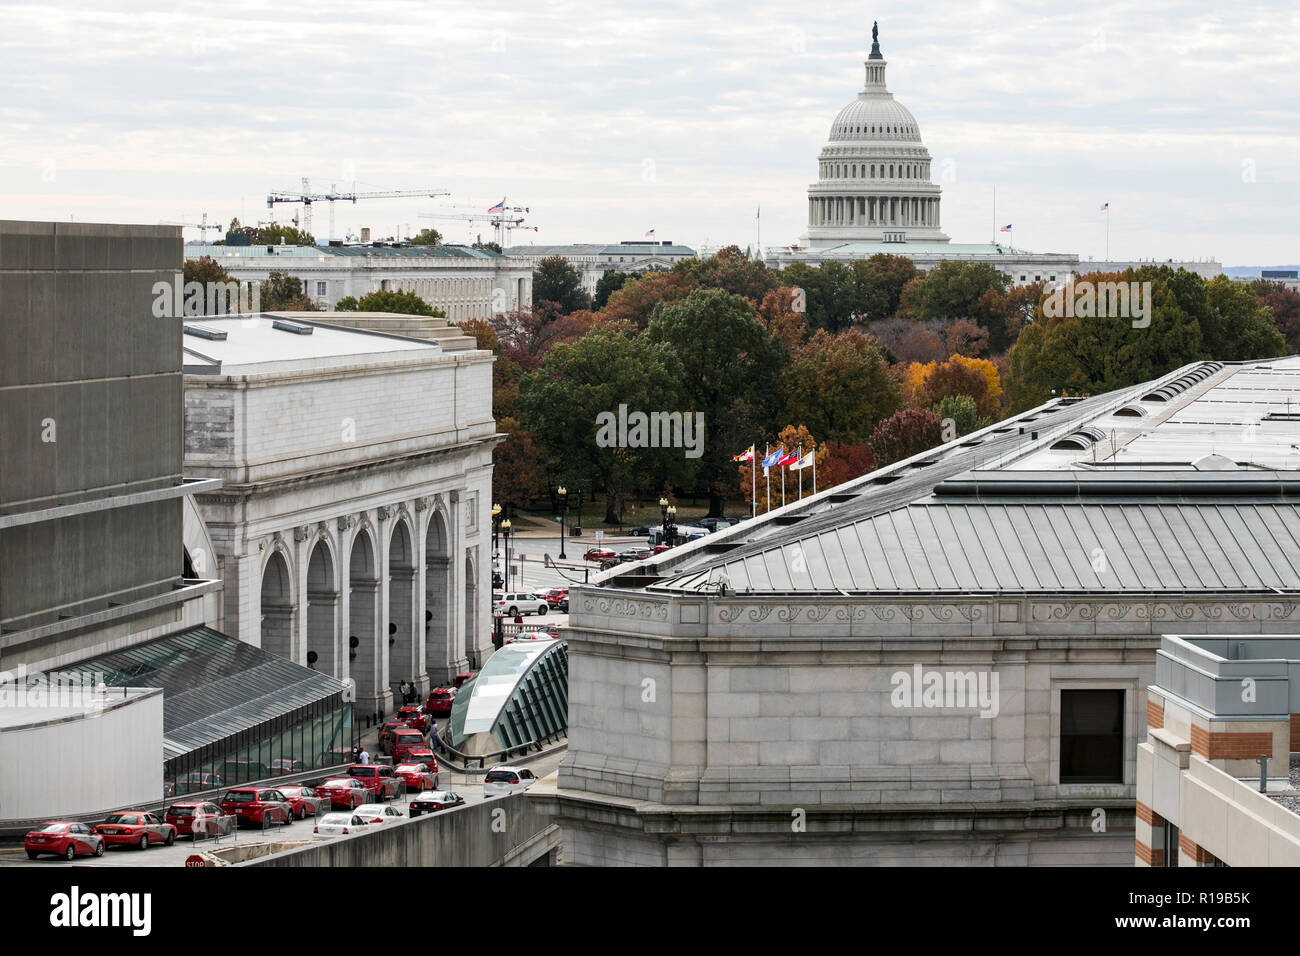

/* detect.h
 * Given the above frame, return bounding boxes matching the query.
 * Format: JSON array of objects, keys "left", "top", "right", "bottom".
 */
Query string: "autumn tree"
[
  {"left": 819, "top": 441, "right": 877, "bottom": 489},
  {"left": 757, "top": 286, "right": 810, "bottom": 353},
  {"left": 1251, "top": 280, "right": 1300, "bottom": 352},
  {"left": 671, "top": 245, "right": 779, "bottom": 302},
  {"left": 491, "top": 306, "right": 602, "bottom": 373},
  {"left": 870, "top": 407, "right": 945, "bottom": 467},
  {"left": 493, "top": 417, "right": 545, "bottom": 510},
  {"left": 1201, "top": 275, "right": 1286, "bottom": 361},
  {"left": 900, "top": 261, "right": 1013, "bottom": 349},
  {"left": 600, "top": 271, "right": 691, "bottom": 329},
  {"left": 903, "top": 354, "right": 1004, "bottom": 420},
  {"left": 783, "top": 329, "right": 901, "bottom": 444},
  {"left": 594, "top": 270, "right": 634, "bottom": 310}
]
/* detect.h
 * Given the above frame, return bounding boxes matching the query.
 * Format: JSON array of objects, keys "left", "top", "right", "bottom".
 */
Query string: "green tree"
[
  {"left": 344, "top": 289, "right": 444, "bottom": 316},
  {"left": 670, "top": 245, "right": 779, "bottom": 302},
  {"left": 257, "top": 272, "right": 319, "bottom": 311},
  {"left": 519, "top": 330, "right": 686, "bottom": 524},
  {"left": 1201, "top": 274, "right": 1286, "bottom": 360},
  {"left": 783, "top": 329, "right": 901, "bottom": 444},
  {"left": 409, "top": 228, "right": 442, "bottom": 246},
  {"left": 934, "top": 394, "right": 990, "bottom": 437},
  {"left": 471, "top": 239, "right": 503, "bottom": 254},
  {"left": 900, "top": 261, "right": 1013, "bottom": 349},
  {"left": 1250, "top": 279, "right": 1300, "bottom": 353},
  {"left": 594, "top": 270, "right": 633, "bottom": 310},
  {"left": 181, "top": 257, "right": 244, "bottom": 314},
  {"left": 646, "top": 288, "right": 786, "bottom": 515},
  {"left": 533, "top": 256, "right": 589, "bottom": 314}
]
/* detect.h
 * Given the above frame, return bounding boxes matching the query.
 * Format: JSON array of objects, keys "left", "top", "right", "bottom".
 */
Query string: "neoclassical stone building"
[
  {"left": 556, "top": 357, "right": 1300, "bottom": 865},
  {"left": 182, "top": 313, "right": 500, "bottom": 716}
]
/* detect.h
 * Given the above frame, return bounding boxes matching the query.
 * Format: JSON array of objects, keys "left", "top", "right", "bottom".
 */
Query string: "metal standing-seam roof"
[{"left": 57, "top": 626, "right": 350, "bottom": 761}]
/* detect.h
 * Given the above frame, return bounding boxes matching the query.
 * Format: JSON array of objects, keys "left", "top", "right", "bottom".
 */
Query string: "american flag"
[
  {"left": 999, "top": 224, "right": 1012, "bottom": 233},
  {"left": 1100, "top": 202, "right": 1109, "bottom": 211},
  {"left": 488, "top": 198, "right": 506, "bottom": 213},
  {"left": 645, "top": 228, "right": 655, "bottom": 238}
]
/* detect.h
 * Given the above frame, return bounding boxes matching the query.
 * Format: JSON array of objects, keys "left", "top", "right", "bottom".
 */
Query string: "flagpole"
[
  {"left": 781, "top": 461, "right": 785, "bottom": 509},
  {"left": 751, "top": 445, "right": 756, "bottom": 519},
  {"left": 764, "top": 444, "right": 770, "bottom": 514},
  {"left": 1105, "top": 206, "right": 1110, "bottom": 260},
  {"left": 798, "top": 445, "right": 803, "bottom": 500},
  {"left": 812, "top": 449, "right": 817, "bottom": 495}
]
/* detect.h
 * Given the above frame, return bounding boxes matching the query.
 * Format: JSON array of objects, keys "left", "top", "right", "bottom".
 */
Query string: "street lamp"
[
  {"left": 659, "top": 496, "right": 669, "bottom": 545},
  {"left": 666, "top": 504, "right": 677, "bottom": 545},
  {"left": 500, "top": 519, "right": 512, "bottom": 591},
  {"left": 557, "top": 486, "right": 568, "bottom": 560}
]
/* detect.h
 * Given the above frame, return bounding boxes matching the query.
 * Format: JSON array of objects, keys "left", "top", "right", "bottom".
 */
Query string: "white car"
[
  {"left": 483, "top": 766, "right": 539, "bottom": 798},
  {"left": 493, "top": 593, "right": 549, "bottom": 617},
  {"left": 353, "top": 804, "right": 405, "bottom": 825},
  {"left": 313, "top": 812, "right": 372, "bottom": 836}
]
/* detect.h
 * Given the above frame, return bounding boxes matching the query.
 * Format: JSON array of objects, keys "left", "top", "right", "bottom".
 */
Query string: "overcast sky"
[{"left": 2, "top": 0, "right": 1296, "bottom": 265}]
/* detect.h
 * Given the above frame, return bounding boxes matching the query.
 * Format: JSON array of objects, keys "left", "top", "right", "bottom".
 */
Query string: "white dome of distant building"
[
  {"left": 828, "top": 97, "right": 922, "bottom": 143},
  {"left": 804, "top": 23, "right": 948, "bottom": 248}
]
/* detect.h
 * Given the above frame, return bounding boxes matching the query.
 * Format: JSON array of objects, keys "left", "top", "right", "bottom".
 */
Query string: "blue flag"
[{"left": 762, "top": 447, "right": 783, "bottom": 468}]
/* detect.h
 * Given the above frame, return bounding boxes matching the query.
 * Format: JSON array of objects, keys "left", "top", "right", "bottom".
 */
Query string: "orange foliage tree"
[{"left": 902, "top": 353, "right": 1004, "bottom": 420}]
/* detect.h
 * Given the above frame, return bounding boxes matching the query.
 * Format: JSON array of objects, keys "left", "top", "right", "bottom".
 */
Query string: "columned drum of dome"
[
  {"left": 805, "top": 25, "right": 949, "bottom": 248},
  {"left": 448, "top": 639, "right": 568, "bottom": 755}
]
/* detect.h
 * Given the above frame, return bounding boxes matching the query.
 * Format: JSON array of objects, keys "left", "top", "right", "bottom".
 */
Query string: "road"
[
  {"left": 497, "top": 532, "right": 648, "bottom": 595},
  {"left": 0, "top": 751, "right": 570, "bottom": 868}
]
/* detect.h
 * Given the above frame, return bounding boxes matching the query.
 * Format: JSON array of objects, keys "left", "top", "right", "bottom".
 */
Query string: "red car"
[
  {"left": 347, "top": 764, "right": 402, "bottom": 799},
  {"left": 397, "top": 704, "right": 431, "bottom": 732},
  {"left": 25, "top": 822, "right": 103, "bottom": 860},
  {"left": 425, "top": 686, "right": 456, "bottom": 717},
  {"left": 378, "top": 719, "right": 406, "bottom": 751},
  {"left": 394, "top": 763, "right": 439, "bottom": 791},
  {"left": 541, "top": 588, "right": 569, "bottom": 606},
  {"left": 452, "top": 670, "right": 477, "bottom": 689},
  {"left": 389, "top": 728, "right": 426, "bottom": 763},
  {"left": 273, "top": 786, "right": 323, "bottom": 819},
  {"left": 164, "top": 801, "right": 227, "bottom": 836},
  {"left": 584, "top": 548, "right": 615, "bottom": 561},
  {"left": 94, "top": 811, "right": 176, "bottom": 850},
  {"left": 405, "top": 747, "right": 437, "bottom": 771},
  {"left": 315, "top": 777, "right": 369, "bottom": 810},
  {"left": 219, "top": 788, "right": 293, "bottom": 828}
]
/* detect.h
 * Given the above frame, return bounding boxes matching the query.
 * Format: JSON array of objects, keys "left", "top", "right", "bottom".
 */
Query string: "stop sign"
[{"left": 185, "top": 855, "right": 206, "bottom": 868}]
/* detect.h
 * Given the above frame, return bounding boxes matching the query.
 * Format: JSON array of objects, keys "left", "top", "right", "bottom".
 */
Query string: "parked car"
[
  {"left": 274, "top": 785, "right": 324, "bottom": 819},
  {"left": 315, "top": 778, "right": 369, "bottom": 810},
  {"left": 354, "top": 803, "right": 405, "bottom": 825},
  {"left": 94, "top": 811, "right": 176, "bottom": 850},
  {"left": 583, "top": 547, "right": 615, "bottom": 561},
  {"left": 164, "top": 801, "right": 227, "bottom": 837},
  {"left": 25, "top": 822, "right": 103, "bottom": 860},
  {"left": 405, "top": 747, "right": 438, "bottom": 772},
  {"left": 483, "top": 766, "right": 539, "bottom": 798},
  {"left": 313, "top": 812, "right": 371, "bottom": 837},
  {"left": 389, "top": 728, "right": 426, "bottom": 763},
  {"left": 408, "top": 790, "right": 466, "bottom": 817},
  {"left": 346, "top": 764, "right": 402, "bottom": 800},
  {"left": 396, "top": 704, "right": 430, "bottom": 732},
  {"left": 379, "top": 719, "right": 406, "bottom": 751},
  {"left": 175, "top": 771, "right": 224, "bottom": 794},
  {"left": 627, "top": 525, "right": 651, "bottom": 536},
  {"left": 494, "top": 593, "right": 549, "bottom": 617},
  {"left": 540, "top": 587, "right": 569, "bottom": 607},
  {"left": 424, "top": 686, "right": 456, "bottom": 717},
  {"left": 452, "top": 670, "right": 478, "bottom": 689},
  {"left": 617, "top": 548, "right": 651, "bottom": 562},
  {"left": 394, "top": 763, "right": 439, "bottom": 792},
  {"left": 506, "top": 630, "right": 555, "bottom": 644},
  {"left": 220, "top": 788, "right": 293, "bottom": 828}
]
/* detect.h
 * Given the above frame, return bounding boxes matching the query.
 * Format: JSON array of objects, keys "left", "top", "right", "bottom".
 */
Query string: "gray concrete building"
[
  {"left": 555, "top": 357, "right": 1300, "bottom": 865},
  {"left": 505, "top": 241, "right": 697, "bottom": 296}
]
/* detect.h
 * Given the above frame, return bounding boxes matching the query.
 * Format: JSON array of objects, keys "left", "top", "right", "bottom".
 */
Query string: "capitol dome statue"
[{"left": 804, "top": 23, "right": 949, "bottom": 248}]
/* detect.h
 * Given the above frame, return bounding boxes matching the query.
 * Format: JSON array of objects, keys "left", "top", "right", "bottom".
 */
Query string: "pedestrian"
[
  {"left": 428, "top": 720, "right": 438, "bottom": 749},
  {"left": 358, "top": 747, "right": 370, "bottom": 765},
  {"left": 351, "top": 743, "right": 361, "bottom": 764}
]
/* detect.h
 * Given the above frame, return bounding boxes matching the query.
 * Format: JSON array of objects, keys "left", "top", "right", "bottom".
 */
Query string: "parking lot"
[{"left": 0, "top": 751, "right": 567, "bottom": 868}]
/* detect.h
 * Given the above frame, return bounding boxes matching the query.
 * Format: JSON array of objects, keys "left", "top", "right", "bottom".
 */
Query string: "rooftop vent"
[
  {"left": 1051, "top": 426, "right": 1107, "bottom": 451},
  {"left": 1191, "top": 454, "right": 1237, "bottom": 471},
  {"left": 1140, "top": 362, "right": 1223, "bottom": 402},
  {"left": 1113, "top": 404, "right": 1146, "bottom": 417},
  {"left": 183, "top": 324, "right": 228, "bottom": 341},
  {"left": 272, "top": 319, "right": 314, "bottom": 335}
]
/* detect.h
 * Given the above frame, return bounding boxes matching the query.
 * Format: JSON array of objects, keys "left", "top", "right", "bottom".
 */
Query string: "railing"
[{"left": 431, "top": 729, "right": 567, "bottom": 773}]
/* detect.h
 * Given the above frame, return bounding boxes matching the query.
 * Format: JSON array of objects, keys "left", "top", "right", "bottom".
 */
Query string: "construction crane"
[
  {"left": 158, "top": 212, "right": 223, "bottom": 241},
  {"left": 266, "top": 178, "right": 451, "bottom": 241},
  {"left": 419, "top": 201, "right": 536, "bottom": 247}
]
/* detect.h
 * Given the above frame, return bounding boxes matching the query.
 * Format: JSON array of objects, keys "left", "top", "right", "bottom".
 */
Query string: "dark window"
[
  {"left": 1060, "top": 689, "right": 1124, "bottom": 782},
  {"left": 1163, "top": 820, "right": 1180, "bottom": 867}
]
